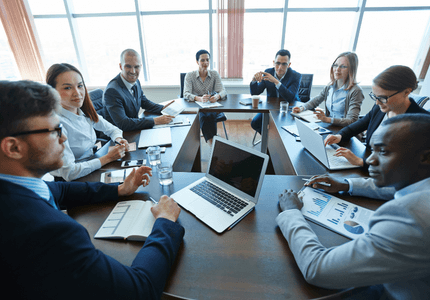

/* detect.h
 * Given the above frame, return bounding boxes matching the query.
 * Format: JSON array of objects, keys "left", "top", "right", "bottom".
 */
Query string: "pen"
[
  {"left": 149, "top": 196, "right": 158, "bottom": 204},
  {"left": 228, "top": 207, "right": 254, "bottom": 231},
  {"left": 302, "top": 178, "right": 331, "bottom": 187}
]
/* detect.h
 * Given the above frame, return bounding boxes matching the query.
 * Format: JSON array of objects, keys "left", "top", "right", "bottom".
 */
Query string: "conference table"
[
  {"left": 69, "top": 94, "right": 377, "bottom": 298},
  {"left": 69, "top": 171, "right": 382, "bottom": 299}
]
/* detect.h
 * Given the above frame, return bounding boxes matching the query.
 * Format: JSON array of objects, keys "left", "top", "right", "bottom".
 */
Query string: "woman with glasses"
[
  {"left": 292, "top": 52, "right": 364, "bottom": 126},
  {"left": 325, "top": 65, "right": 429, "bottom": 167},
  {"left": 47, "top": 63, "right": 129, "bottom": 181}
]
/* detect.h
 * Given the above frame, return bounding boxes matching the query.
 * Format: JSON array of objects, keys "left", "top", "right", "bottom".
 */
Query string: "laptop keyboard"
[
  {"left": 190, "top": 181, "right": 248, "bottom": 216},
  {"left": 326, "top": 147, "right": 351, "bottom": 167}
]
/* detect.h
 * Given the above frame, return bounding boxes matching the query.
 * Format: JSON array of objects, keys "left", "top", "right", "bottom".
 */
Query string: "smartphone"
[{"left": 121, "top": 159, "right": 144, "bottom": 167}]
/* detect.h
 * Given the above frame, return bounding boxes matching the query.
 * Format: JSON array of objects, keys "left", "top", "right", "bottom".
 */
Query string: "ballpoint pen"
[
  {"left": 149, "top": 196, "right": 158, "bottom": 204},
  {"left": 302, "top": 178, "right": 331, "bottom": 186}
]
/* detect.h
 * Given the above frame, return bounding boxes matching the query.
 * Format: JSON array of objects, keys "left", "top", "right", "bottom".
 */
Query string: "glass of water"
[
  {"left": 280, "top": 101, "right": 289, "bottom": 113},
  {"left": 157, "top": 162, "right": 173, "bottom": 185},
  {"left": 147, "top": 146, "right": 161, "bottom": 166}
]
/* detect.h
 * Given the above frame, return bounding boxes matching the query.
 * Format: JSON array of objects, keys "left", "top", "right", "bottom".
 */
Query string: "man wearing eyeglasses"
[
  {"left": 250, "top": 49, "right": 302, "bottom": 134},
  {"left": 0, "top": 80, "right": 184, "bottom": 299}
]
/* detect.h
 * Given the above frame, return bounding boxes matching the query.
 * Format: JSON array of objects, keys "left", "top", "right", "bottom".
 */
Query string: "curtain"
[
  {"left": 217, "top": 0, "right": 244, "bottom": 79},
  {"left": 0, "top": 0, "right": 45, "bottom": 81}
]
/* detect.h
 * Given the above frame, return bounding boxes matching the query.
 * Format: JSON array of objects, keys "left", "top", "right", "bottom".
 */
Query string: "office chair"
[
  {"left": 409, "top": 93, "right": 429, "bottom": 108},
  {"left": 179, "top": 72, "right": 228, "bottom": 139},
  {"left": 89, "top": 88, "right": 110, "bottom": 142},
  {"left": 252, "top": 74, "right": 313, "bottom": 146}
]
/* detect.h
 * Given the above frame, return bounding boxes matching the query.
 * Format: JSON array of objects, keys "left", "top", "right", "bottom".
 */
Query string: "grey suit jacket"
[
  {"left": 103, "top": 74, "right": 163, "bottom": 131},
  {"left": 276, "top": 177, "right": 430, "bottom": 300}
]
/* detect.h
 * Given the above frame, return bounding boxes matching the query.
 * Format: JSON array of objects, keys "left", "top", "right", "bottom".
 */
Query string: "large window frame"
[{"left": 4, "top": 0, "right": 430, "bottom": 84}]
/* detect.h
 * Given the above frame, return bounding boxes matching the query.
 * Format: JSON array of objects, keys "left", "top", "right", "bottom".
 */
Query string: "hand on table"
[
  {"left": 209, "top": 94, "right": 220, "bottom": 103},
  {"left": 118, "top": 166, "right": 152, "bottom": 196},
  {"left": 278, "top": 189, "right": 303, "bottom": 211},
  {"left": 292, "top": 106, "right": 303, "bottom": 113},
  {"left": 115, "top": 137, "right": 130, "bottom": 151},
  {"left": 100, "top": 143, "right": 126, "bottom": 166},
  {"left": 154, "top": 115, "right": 174, "bottom": 125},
  {"left": 151, "top": 195, "right": 181, "bottom": 222},
  {"left": 304, "top": 174, "right": 350, "bottom": 194},
  {"left": 334, "top": 147, "right": 364, "bottom": 166}
]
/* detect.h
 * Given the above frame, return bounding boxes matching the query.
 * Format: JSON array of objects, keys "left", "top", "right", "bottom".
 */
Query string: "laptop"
[
  {"left": 295, "top": 118, "right": 360, "bottom": 170},
  {"left": 170, "top": 136, "right": 269, "bottom": 233}
]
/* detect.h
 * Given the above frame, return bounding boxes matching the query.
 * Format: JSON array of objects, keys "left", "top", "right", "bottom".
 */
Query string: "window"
[
  {"left": 0, "top": 24, "right": 20, "bottom": 80},
  {"left": 7, "top": 1, "right": 430, "bottom": 85}
]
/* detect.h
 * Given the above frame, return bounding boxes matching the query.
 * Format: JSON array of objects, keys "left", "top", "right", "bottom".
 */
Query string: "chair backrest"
[
  {"left": 179, "top": 73, "right": 187, "bottom": 98},
  {"left": 89, "top": 88, "right": 104, "bottom": 116},
  {"left": 409, "top": 93, "right": 429, "bottom": 108},
  {"left": 298, "top": 74, "right": 313, "bottom": 103}
]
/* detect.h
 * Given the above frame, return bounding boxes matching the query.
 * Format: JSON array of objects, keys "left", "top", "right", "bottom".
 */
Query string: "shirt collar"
[
  {"left": 120, "top": 73, "right": 136, "bottom": 92},
  {"left": 196, "top": 70, "right": 212, "bottom": 79},
  {"left": 0, "top": 173, "right": 51, "bottom": 202},
  {"left": 61, "top": 107, "right": 84, "bottom": 120},
  {"left": 394, "top": 177, "right": 430, "bottom": 199},
  {"left": 275, "top": 69, "right": 286, "bottom": 82}
]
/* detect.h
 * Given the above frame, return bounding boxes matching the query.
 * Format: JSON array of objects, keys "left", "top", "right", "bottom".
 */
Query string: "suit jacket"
[
  {"left": 276, "top": 177, "right": 430, "bottom": 300},
  {"left": 338, "top": 97, "right": 429, "bottom": 146},
  {"left": 0, "top": 179, "right": 184, "bottom": 300},
  {"left": 103, "top": 74, "right": 164, "bottom": 131},
  {"left": 250, "top": 67, "right": 301, "bottom": 102}
]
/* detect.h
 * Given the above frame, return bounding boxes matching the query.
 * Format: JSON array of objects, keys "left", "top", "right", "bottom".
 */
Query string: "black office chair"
[
  {"left": 252, "top": 74, "right": 313, "bottom": 146},
  {"left": 298, "top": 74, "right": 313, "bottom": 103},
  {"left": 179, "top": 72, "right": 228, "bottom": 139},
  {"left": 88, "top": 88, "right": 110, "bottom": 142}
]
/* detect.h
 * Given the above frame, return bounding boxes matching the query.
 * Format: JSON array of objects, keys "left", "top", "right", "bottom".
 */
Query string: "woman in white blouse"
[{"left": 47, "top": 63, "right": 129, "bottom": 181}]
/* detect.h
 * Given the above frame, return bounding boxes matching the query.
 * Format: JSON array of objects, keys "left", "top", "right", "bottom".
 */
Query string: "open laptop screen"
[{"left": 208, "top": 140, "right": 265, "bottom": 197}]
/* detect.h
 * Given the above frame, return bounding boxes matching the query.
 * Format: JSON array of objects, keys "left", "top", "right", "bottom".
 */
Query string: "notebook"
[
  {"left": 295, "top": 118, "right": 360, "bottom": 170},
  {"left": 138, "top": 127, "right": 172, "bottom": 148},
  {"left": 170, "top": 136, "right": 269, "bottom": 233},
  {"left": 291, "top": 110, "right": 321, "bottom": 123}
]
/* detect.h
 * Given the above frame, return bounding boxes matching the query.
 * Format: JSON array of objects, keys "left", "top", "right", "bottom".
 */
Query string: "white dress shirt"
[{"left": 50, "top": 108, "right": 123, "bottom": 181}]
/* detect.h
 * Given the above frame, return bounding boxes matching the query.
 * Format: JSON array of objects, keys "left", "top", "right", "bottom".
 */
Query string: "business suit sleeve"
[
  {"left": 277, "top": 71, "right": 301, "bottom": 102},
  {"left": 338, "top": 105, "right": 377, "bottom": 142},
  {"left": 332, "top": 85, "right": 365, "bottom": 127},
  {"left": 276, "top": 196, "right": 430, "bottom": 290},
  {"left": 303, "top": 85, "right": 330, "bottom": 111},
  {"left": 104, "top": 87, "right": 156, "bottom": 131},
  {"left": 140, "top": 92, "right": 163, "bottom": 114},
  {"left": 348, "top": 177, "right": 395, "bottom": 200},
  {"left": 250, "top": 80, "right": 267, "bottom": 96}
]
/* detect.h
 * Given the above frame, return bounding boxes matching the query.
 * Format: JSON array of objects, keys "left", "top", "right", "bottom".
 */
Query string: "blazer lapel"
[{"left": 116, "top": 74, "right": 140, "bottom": 115}]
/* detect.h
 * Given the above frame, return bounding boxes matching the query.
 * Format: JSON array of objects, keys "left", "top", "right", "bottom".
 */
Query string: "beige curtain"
[
  {"left": 217, "top": 0, "right": 244, "bottom": 79},
  {"left": 0, "top": 0, "right": 45, "bottom": 81}
]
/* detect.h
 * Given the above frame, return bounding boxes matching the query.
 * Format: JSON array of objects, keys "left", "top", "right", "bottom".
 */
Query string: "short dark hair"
[
  {"left": 383, "top": 113, "right": 430, "bottom": 150},
  {"left": 373, "top": 65, "right": 418, "bottom": 92},
  {"left": 46, "top": 63, "right": 98, "bottom": 122},
  {"left": 196, "top": 49, "right": 210, "bottom": 61},
  {"left": 0, "top": 80, "right": 60, "bottom": 140},
  {"left": 275, "top": 49, "right": 291, "bottom": 60}
]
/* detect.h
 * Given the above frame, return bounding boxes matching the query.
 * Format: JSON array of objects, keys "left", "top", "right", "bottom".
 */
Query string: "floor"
[{"left": 199, "top": 119, "right": 260, "bottom": 171}]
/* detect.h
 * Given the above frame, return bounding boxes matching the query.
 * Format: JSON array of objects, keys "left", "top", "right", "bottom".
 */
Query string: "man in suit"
[
  {"left": 277, "top": 114, "right": 430, "bottom": 299},
  {"left": 103, "top": 49, "right": 174, "bottom": 131},
  {"left": 250, "top": 49, "right": 302, "bottom": 134},
  {"left": 0, "top": 80, "right": 185, "bottom": 299}
]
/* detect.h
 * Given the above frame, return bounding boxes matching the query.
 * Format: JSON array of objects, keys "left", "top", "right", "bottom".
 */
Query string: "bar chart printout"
[{"left": 299, "top": 187, "right": 374, "bottom": 239}]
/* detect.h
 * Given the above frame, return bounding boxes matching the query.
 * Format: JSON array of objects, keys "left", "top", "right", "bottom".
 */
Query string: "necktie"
[{"left": 132, "top": 84, "right": 138, "bottom": 101}]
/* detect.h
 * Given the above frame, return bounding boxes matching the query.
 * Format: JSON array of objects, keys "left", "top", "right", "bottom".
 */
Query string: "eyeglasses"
[
  {"left": 275, "top": 62, "right": 289, "bottom": 67},
  {"left": 369, "top": 90, "right": 402, "bottom": 104},
  {"left": 332, "top": 64, "right": 348, "bottom": 69},
  {"left": 11, "top": 124, "right": 63, "bottom": 138}
]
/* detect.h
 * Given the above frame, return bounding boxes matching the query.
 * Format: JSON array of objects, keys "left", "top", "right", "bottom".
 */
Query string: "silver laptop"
[
  {"left": 170, "top": 136, "right": 269, "bottom": 233},
  {"left": 295, "top": 118, "right": 360, "bottom": 170}
]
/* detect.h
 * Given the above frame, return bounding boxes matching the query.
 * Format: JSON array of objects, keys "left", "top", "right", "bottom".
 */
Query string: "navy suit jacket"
[
  {"left": 103, "top": 74, "right": 164, "bottom": 131},
  {"left": 250, "top": 67, "right": 301, "bottom": 102},
  {"left": 0, "top": 179, "right": 184, "bottom": 300}
]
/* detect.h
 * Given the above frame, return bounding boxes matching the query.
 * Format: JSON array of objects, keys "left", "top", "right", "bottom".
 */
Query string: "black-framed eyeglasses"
[
  {"left": 369, "top": 90, "right": 402, "bottom": 104},
  {"left": 275, "top": 62, "right": 289, "bottom": 67},
  {"left": 11, "top": 124, "right": 63, "bottom": 138},
  {"left": 332, "top": 64, "right": 348, "bottom": 69}
]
